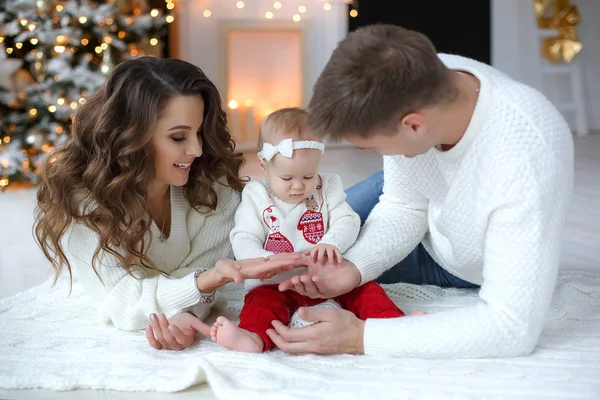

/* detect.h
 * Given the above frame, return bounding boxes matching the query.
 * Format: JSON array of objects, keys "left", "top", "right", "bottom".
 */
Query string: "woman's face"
[{"left": 150, "top": 95, "right": 205, "bottom": 187}]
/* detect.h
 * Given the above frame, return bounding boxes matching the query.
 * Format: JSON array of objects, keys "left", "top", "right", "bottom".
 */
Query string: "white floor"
[{"left": 0, "top": 135, "right": 599, "bottom": 399}]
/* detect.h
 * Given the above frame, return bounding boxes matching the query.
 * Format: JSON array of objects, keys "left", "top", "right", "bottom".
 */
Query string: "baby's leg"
[
  {"left": 212, "top": 285, "right": 298, "bottom": 352},
  {"left": 336, "top": 281, "right": 405, "bottom": 319}
]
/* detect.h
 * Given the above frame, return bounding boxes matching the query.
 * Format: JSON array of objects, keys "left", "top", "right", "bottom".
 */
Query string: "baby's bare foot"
[
  {"left": 212, "top": 316, "right": 264, "bottom": 353},
  {"left": 210, "top": 320, "right": 220, "bottom": 342}
]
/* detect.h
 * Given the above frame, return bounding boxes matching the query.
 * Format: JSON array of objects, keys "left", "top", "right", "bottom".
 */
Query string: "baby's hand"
[{"left": 305, "top": 244, "right": 342, "bottom": 264}]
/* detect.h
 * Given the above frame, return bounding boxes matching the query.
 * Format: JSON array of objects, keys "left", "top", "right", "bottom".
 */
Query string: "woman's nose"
[{"left": 186, "top": 135, "right": 202, "bottom": 157}]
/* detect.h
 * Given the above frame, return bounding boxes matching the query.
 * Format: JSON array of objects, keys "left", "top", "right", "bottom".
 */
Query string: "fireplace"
[{"left": 219, "top": 20, "right": 311, "bottom": 150}]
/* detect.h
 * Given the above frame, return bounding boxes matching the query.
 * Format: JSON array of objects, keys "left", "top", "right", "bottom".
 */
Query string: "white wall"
[
  {"left": 176, "top": 0, "right": 348, "bottom": 107},
  {"left": 576, "top": 0, "right": 600, "bottom": 131},
  {"left": 491, "top": 0, "right": 539, "bottom": 88},
  {"left": 492, "top": 0, "right": 600, "bottom": 131}
]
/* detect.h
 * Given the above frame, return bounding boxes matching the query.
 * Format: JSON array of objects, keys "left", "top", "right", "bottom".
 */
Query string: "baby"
[{"left": 211, "top": 107, "right": 405, "bottom": 352}]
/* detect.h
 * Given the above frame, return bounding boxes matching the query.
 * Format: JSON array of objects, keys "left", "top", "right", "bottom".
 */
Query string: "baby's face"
[{"left": 263, "top": 149, "right": 321, "bottom": 204}]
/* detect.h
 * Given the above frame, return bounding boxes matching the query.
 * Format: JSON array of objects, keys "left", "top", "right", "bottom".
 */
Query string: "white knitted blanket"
[{"left": 1, "top": 271, "right": 599, "bottom": 399}]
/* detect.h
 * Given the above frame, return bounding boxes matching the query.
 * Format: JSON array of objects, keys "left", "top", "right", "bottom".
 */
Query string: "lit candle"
[
  {"left": 228, "top": 100, "right": 240, "bottom": 140},
  {"left": 240, "top": 99, "right": 254, "bottom": 143}
]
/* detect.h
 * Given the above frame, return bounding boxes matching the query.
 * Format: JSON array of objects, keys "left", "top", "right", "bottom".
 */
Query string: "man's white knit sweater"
[
  {"left": 344, "top": 54, "right": 574, "bottom": 359},
  {"left": 230, "top": 173, "right": 360, "bottom": 290},
  {"left": 66, "top": 183, "right": 240, "bottom": 331}
]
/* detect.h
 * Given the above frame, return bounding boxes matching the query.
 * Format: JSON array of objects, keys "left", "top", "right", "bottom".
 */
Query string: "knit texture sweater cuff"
[
  {"left": 363, "top": 318, "right": 396, "bottom": 356},
  {"left": 345, "top": 249, "right": 384, "bottom": 285},
  {"left": 155, "top": 273, "right": 201, "bottom": 315}
]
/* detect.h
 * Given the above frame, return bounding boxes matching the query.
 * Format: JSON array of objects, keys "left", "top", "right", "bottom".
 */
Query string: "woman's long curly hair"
[{"left": 34, "top": 56, "right": 245, "bottom": 284}]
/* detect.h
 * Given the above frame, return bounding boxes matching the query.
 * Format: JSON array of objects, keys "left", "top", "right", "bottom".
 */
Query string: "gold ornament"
[
  {"left": 12, "top": 69, "right": 36, "bottom": 107},
  {"left": 534, "top": 0, "right": 551, "bottom": 19},
  {"left": 534, "top": 0, "right": 583, "bottom": 64},
  {"left": 13, "top": 69, "right": 35, "bottom": 91},
  {"left": 542, "top": 25, "right": 582, "bottom": 63}
]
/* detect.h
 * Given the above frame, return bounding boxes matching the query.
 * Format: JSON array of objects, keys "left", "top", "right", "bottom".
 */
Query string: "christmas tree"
[{"left": 0, "top": 0, "right": 174, "bottom": 189}]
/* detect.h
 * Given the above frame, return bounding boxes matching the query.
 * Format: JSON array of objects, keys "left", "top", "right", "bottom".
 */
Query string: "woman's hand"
[
  {"left": 239, "top": 252, "right": 306, "bottom": 280},
  {"left": 194, "top": 259, "right": 244, "bottom": 292},
  {"left": 196, "top": 253, "right": 307, "bottom": 292},
  {"left": 146, "top": 312, "right": 211, "bottom": 351}
]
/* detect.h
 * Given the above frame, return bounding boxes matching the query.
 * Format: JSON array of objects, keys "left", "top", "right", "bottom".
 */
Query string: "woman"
[{"left": 34, "top": 57, "right": 302, "bottom": 351}]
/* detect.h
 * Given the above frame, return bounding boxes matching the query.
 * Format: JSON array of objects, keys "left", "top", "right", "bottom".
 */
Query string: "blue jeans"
[{"left": 345, "top": 171, "right": 478, "bottom": 289}]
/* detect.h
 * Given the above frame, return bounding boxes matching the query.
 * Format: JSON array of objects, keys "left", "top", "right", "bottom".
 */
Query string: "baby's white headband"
[{"left": 257, "top": 138, "right": 325, "bottom": 161}]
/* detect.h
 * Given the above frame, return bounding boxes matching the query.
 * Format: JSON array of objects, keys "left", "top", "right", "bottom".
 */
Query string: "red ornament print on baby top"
[
  {"left": 262, "top": 206, "right": 294, "bottom": 253},
  {"left": 297, "top": 178, "right": 324, "bottom": 244}
]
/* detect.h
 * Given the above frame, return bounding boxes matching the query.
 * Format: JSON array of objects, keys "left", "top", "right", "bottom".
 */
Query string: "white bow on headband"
[{"left": 257, "top": 138, "right": 325, "bottom": 161}]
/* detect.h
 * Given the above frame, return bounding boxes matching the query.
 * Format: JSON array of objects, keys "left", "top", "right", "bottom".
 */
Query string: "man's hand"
[
  {"left": 146, "top": 312, "right": 211, "bottom": 351},
  {"left": 266, "top": 307, "right": 365, "bottom": 355},
  {"left": 278, "top": 258, "right": 361, "bottom": 299}
]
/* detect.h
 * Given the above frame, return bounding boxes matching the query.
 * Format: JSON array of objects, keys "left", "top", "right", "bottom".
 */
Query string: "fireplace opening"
[{"left": 219, "top": 20, "right": 310, "bottom": 150}]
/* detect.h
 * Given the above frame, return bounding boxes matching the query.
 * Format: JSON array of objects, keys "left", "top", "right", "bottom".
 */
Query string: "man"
[{"left": 267, "top": 24, "right": 574, "bottom": 358}]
